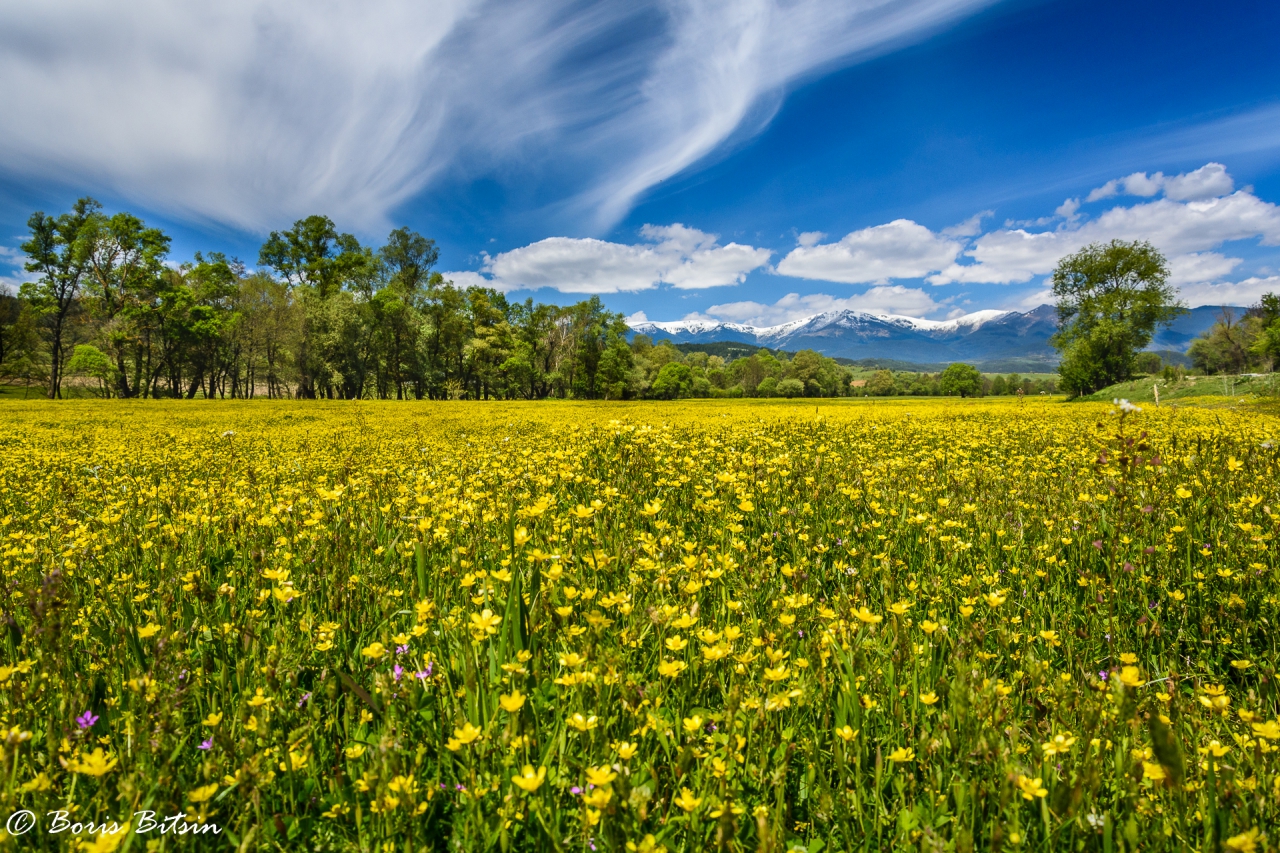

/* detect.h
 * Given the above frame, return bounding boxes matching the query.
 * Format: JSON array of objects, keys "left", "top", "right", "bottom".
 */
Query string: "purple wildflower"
[
  {"left": 570, "top": 786, "right": 583, "bottom": 795},
  {"left": 1099, "top": 670, "right": 1108, "bottom": 680},
  {"left": 415, "top": 670, "right": 430, "bottom": 681},
  {"left": 297, "top": 692, "right": 312, "bottom": 708},
  {"left": 396, "top": 644, "right": 410, "bottom": 656},
  {"left": 198, "top": 738, "right": 213, "bottom": 751},
  {"left": 76, "top": 711, "right": 99, "bottom": 730},
  {"left": 393, "top": 665, "right": 404, "bottom": 682}
]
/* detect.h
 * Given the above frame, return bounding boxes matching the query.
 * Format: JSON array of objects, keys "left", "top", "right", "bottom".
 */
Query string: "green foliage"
[
  {"left": 1132, "top": 351, "right": 1163, "bottom": 375},
  {"left": 650, "top": 362, "right": 693, "bottom": 399},
  {"left": 64, "top": 344, "right": 115, "bottom": 395},
  {"left": 776, "top": 377, "right": 805, "bottom": 398},
  {"left": 939, "top": 363, "right": 982, "bottom": 397},
  {"left": 1184, "top": 295, "right": 1280, "bottom": 376},
  {"left": 1050, "top": 240, "right": 1183, "bottom": 396}
]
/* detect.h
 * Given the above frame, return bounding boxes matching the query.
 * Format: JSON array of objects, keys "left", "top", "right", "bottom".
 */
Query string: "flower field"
[{"left": 1, "top": 398, "right": 1278, "bottom": 852}]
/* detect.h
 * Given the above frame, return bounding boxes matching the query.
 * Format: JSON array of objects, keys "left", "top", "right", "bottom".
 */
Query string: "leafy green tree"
[
  {"left": 597, "top": 332, "right": 635, "bottom": 399},
  {"left": 1187, "top": 309, "right": 1259, "bottom": 375},
  {"left": 777, "top": 378, "right": 805, "bottom": 398},
  {"left": 650, "top": 362, "right": 693, "bottom": 399},
  {"left": 20, "top": 198, "right": 99, "bottom": 397},
  {"left": 81, "top": 209, "right": 171, "bottom": 397},
  {"left": 939, "top": 363, "right": 982, "bottom": 397},
  {"left": 65, "top": 343, "right": 115, "bottom": 396},
  {"left": 258, "top": 215, "right": 372, "bottom": 298},
  {"left": 866, "top": 369, "right": 895, "bottom": 396},
  {"left": 1247, "top": 293, "right": 1280, "bottom": 370},
  {"left": 0, "top": 294, "right": 43, "bottom": 391},
  {"left": 1051, "top": 240, "right": 1183, "bottom": 396}
]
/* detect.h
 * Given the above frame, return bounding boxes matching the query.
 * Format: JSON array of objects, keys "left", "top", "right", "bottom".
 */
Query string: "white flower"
[{"left": 1112, "top": 398, "right": 1142, "bottom": 414}]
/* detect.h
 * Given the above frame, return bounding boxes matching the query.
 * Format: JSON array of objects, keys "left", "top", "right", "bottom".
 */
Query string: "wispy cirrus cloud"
[{"left": 0, "top": 0, "right": 995, "bottom": 235}]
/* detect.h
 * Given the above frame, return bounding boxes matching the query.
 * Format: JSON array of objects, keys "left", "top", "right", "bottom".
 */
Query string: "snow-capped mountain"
[{"left": 628, "top": 305, "right": 1060, "bottom": 364}]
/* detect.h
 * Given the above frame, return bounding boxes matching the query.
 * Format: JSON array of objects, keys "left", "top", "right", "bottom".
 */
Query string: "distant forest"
[{"left": 1, "top": 198, "right": 1062, "bottom": 400}]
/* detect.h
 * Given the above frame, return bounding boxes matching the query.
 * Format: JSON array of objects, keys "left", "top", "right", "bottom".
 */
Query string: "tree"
[
  {"left": 1247, "top": 293, "right": 1280, "bottom": 371},
  {"left": 1132, "top": 352, "right": 1162, "bottom": 375},
  {"left": 0, "top": 294, "right": 42, "bottom": 390},
  {"left": 866, "top": 369, "right": 895, "bottom": 396},
  {"left": 939, "top": 363, "right": 982, "bottom": 397},
  {"left": 65, "top": 344, "right": 115, "bottom": 396},
  {"left": 258, "top": 215, "right": 371, "bottom": 298},
  {"left": 1187, "top": 309, "right": 1257, "bottom": 375},
  {"left": 650, "top": 362, "right": 692, "bottom": 399},
  {"left": 777, "top": 378, "right": 805, "bottom": 398},
  {"left": 1050, "top": 240, "right": 1183, "bottom": 396},
  {"left": 20, "top": 198, "right": 99, "bottom": 398},
  {"left": 81, "top": 209, "right": 172, "bottom": 397}
]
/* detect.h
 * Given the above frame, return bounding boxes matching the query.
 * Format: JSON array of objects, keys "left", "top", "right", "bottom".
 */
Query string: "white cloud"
[
  {"left": 1084, "top": 162, "right": 1234, "bottom": 205},
  {"left": 703, "top": 286, "right": 943, "bottom": 326},
  {"left": 1167, "top": 252, "right": 1242, "bottom": 286},
  {"left": 470, "top": 224, "right": 771, "bottom": 294},
  {"left": 442, "top": 271, "right": 496, "bottom": 290},
  {"left": 941, "top": 210, "right": 992, "bottom": 238},
  {"left": 796, "top": 231, "right": 826, "bottom": 248},
  {"left": 1177, "top": 276, "right": 1279, "bottom": 309},
  {"left": 624, "top": 310, "right": 649, "bottom": 325},
  {"left": 0, "top": 245, "right": 36, "bottom": 294},
  {"left": 1163, "top": 162, "right": 1235, "bottom": 201},
  {"left": 0, "top": 0, "right": 995, "bottom": 234},
  {"left": 776, "top": 219, "right": 961, "bottom": 284},
  {"left": 930, "top": 176, "right": 1280, "bottom": 286},
  {"left": 1054, "top": 198, "right": 1080, "bottom": 220}
]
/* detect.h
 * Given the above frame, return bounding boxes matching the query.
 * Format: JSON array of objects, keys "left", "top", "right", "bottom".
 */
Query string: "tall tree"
[
  {"left": 258, "top": 216, "right": 371, "bottom": 298},
  {"left": 258, "top": 216, "right": 373, "bottom": 397},
  {"left": 20, "top": 198, "right": 99, "bottom": 398},
  {"left": 1051, "top": 240, "right": 1183, "bottom": 396},
  {"left": 81, "top": 209, "right": 171, "bottom": 397}
]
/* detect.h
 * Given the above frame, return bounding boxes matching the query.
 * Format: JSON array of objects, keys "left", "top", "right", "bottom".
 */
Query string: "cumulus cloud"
[
  {"left": 930, "top": 167, "right": 1280, "bottom": 287},
  {"left": 0, "top": 0, "right": 994, "bottom": 234},
  {"left": 467, "top": 224, "right": 770, "bottom": 294},
  {"left": 1168, "top": 252, "right": 1243, "bottom": 286},
  {"left": 776, "top": 219, "right": 961, "bottom": 284},
  {"left": 1085, "top": 162, "right": 1234, "bottom": 204},
  {"left": 1177, "top": 276, "right": 1280, "bottom": 309},
  {"left": 441, "top": 271, "right": 495, "bottom": 290},
  {"left": 701, "top": 286, "right": 943, "bottom": 326}
]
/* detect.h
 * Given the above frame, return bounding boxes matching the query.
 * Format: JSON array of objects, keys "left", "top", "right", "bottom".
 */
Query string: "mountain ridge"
[{"left": 628, "top": 304, "right": 1231, "bottom": 365}]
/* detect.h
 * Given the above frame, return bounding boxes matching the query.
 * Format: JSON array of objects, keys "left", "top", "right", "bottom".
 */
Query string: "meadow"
[{"left": 0, "top": 397, "right": 1277, "bottom": 852}]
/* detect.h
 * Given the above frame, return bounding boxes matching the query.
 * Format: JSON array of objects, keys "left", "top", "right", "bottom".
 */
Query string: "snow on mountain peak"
[{"left": 630, "top": 308, "right": 1011, "bottom": 337}]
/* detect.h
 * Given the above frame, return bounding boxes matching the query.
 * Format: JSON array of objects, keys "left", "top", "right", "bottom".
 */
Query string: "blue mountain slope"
[{"left": 629, "top": 304, "right": 1227, "bottom": 365}]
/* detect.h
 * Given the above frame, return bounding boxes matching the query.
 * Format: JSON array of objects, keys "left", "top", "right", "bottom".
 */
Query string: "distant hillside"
[{"left": 630, "top": 304, "right": 1232, "bottom": 365}]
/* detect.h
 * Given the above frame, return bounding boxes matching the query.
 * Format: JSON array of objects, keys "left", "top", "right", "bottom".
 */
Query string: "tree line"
[{"left": 0, "top": 198, "right": 892, "bottom": 400}]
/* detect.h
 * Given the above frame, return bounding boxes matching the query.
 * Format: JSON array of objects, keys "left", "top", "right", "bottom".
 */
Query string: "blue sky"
[{"left": 2, "top": 0, "right": 1280, "bottom": 324}]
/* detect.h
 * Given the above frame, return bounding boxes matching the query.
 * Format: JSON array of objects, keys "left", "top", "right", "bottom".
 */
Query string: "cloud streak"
[{"left": 0, "top": 0, "right": 994, "bottom": 234}]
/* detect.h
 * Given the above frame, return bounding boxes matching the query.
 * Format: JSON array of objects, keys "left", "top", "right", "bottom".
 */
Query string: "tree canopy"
[{"left": 1050, "top": 240, "right": 1183, "bottom": 396}]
